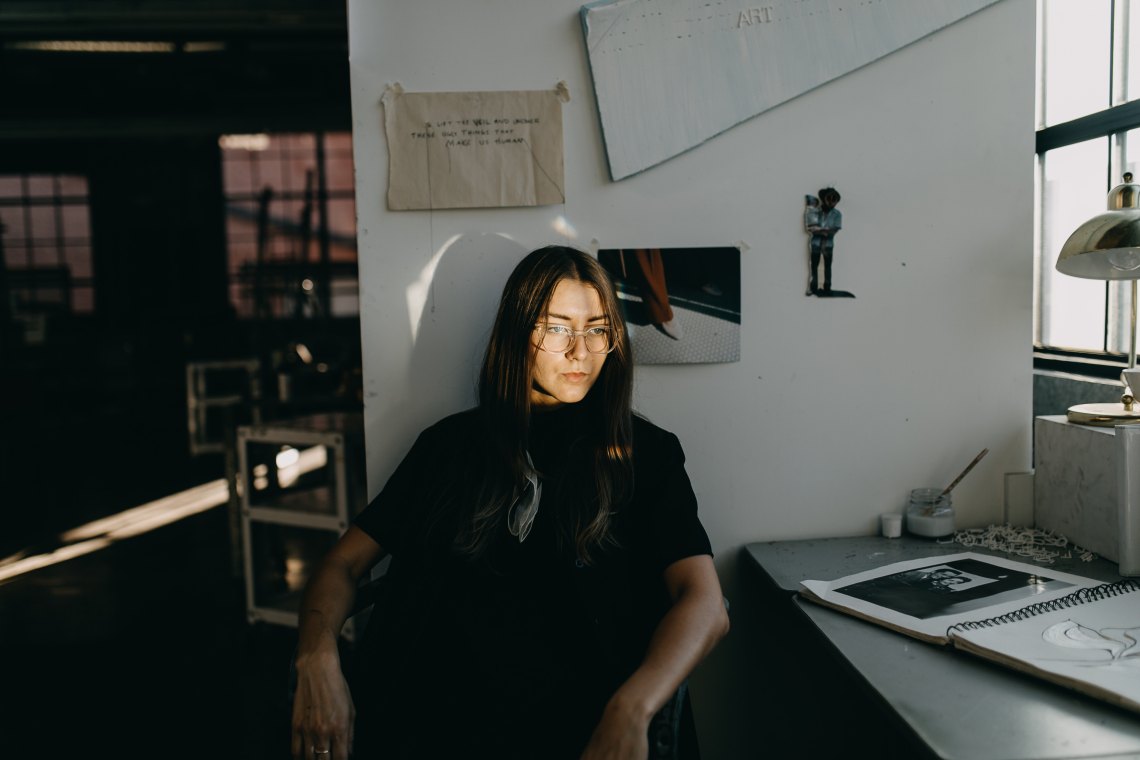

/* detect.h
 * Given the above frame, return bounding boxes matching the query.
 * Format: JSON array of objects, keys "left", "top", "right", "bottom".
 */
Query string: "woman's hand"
[
  {"left": 290, "top": 528, "right": 385, "bottom": 759},
  {"left": 582, "top": 554, "right": 729, "bottom": 760},
  {"left": 291, "top": 648, "right": 356, "bottom": 760},
  {"left": 580, "top": 698, "right": 651, "bottom": 760}
]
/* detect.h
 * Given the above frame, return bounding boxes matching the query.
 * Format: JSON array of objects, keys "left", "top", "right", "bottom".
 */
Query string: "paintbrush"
[{"left": 941, "top": 448, "right": 989, "bottom": 498}]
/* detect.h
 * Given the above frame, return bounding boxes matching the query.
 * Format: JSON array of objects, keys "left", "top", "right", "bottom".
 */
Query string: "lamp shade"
[{"left": 1056, "top": 173, "right": 1140, "bottom": 279}]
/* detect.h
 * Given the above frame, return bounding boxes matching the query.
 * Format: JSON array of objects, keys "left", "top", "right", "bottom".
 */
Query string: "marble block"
[{"left": 1034, "top": 415, "right": 1140, "bottom": 575}]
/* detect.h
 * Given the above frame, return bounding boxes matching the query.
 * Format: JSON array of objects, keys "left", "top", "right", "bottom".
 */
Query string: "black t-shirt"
[{"left": 350, "top": 404, "right": 711, "bottom": 759}]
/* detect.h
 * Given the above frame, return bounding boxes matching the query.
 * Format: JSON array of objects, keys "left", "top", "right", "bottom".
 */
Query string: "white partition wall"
[{"left": 347, "top": 1, "right": 1033, "bottom": 756}]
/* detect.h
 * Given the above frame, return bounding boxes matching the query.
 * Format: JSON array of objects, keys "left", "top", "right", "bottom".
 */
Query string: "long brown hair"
[{"left": 457, "top": 245, "right": 634, "bottom": 562}]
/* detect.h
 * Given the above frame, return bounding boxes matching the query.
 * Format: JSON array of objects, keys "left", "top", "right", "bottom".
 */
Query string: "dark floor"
[
  {"left": 0, "top": 313, "right": 368, "bottom": 759},
  {"left": 0, "top": 501, "right": 302, "bottom": 760}
]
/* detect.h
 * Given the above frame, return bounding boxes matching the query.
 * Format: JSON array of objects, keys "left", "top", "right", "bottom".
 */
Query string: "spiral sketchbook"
[{"left": 799, "top": 553, "right": 1140, "bottom": 715}]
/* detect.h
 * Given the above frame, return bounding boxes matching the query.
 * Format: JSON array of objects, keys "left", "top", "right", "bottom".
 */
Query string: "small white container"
[{"left": 906, "top": 488, "right": 954, "bottom": 538}]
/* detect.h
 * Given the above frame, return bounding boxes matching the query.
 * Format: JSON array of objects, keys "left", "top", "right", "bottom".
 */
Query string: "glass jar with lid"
[{"left": 905, "top": 488, "right": 954, "bottom": 538}]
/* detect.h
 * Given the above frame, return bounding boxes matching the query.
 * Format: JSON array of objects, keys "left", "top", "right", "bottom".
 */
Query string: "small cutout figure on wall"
[{"left": 804, "top": 187, "right": 854, "bottom": 298}]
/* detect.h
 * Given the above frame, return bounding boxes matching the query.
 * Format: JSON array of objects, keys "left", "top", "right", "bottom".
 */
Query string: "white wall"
[{"left": 348, "top": 1, "right": 1034, "bottom": 756}]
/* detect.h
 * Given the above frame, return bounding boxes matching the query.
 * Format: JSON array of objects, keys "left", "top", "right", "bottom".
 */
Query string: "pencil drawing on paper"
[{"left": 1042, "top": 620, "right": 1140, "bottom": 666}]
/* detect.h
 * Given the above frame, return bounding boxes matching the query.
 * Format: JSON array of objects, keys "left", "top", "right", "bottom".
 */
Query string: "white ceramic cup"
[{"left": 880, "top": 513, "right": 903, "bottom": 538}]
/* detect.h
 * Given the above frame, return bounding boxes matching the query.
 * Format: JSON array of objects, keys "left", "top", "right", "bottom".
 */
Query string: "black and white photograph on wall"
[
  {"left": 597, "top": 246, "right": 740, "bottom": 364},
  {"left": 803, "top": 187, "right": 854, "bottom": 298},
  {"left": 834, "top": 557, "right": 1077, "bottom": 620}
]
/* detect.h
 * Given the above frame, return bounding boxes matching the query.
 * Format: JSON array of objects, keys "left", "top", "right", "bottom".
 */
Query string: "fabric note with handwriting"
[{"left": 381, "top": 83, "right": 568, "bottom": 210}]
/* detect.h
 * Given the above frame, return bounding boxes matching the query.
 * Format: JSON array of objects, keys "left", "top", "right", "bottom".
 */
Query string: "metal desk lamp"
[{"left": 1056, "top": 172, "right": 1140, "bottom": 426}]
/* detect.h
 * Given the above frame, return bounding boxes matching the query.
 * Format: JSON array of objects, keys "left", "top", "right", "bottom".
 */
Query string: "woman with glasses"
[{"left": 291, "top": 245, "right": 729, "bottom": 760}]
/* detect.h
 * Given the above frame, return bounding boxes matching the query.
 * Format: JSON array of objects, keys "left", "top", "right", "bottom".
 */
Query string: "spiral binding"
[{"left": 947, "top": 579, "right": 1139, "bottom": 634}]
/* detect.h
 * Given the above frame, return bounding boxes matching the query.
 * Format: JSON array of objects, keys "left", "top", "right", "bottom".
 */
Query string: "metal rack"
[
  {"left": 237, "top": 411, "right": 366, "bottom": 638},
  {"left": 186, "top": 359, "right": 262, "bottom": 456}
]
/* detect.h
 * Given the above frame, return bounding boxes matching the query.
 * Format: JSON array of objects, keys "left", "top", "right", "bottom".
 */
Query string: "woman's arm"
[
  {"left": 291, "top": 526, "right": 386, "bottom": 760},
  {"left": 581, "top": 554, "right": 730, "bottom": 759}
]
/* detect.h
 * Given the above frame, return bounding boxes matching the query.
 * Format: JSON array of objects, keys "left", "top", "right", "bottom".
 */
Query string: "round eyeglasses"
[{"left": 534, "top": 324, "right": 616, "bottom": 354}]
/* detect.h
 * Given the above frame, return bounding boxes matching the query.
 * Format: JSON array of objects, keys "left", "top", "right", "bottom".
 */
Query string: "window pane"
[
  {"left": 0, "top": 176, "right": 22, "bottom": 197},
  {"left": 256, "top": 157, "right": 284, "bottom": 194},
  {"left": 72, "top": 286, "right": 95, "bottom": 314},
  {"left": 324, "top": 132, "right": 352, "bottom": 152},
  {"left": 284, "top": 154, "right": 314, "bottom": 194},
  {"left": 0, "top": 205, "right": 26, "bottom": 240},
  {"left": 227, "top": 239, "right": 256, "bottom": 270},
  {"left": 25, "top": 175, "right": 55, "bottom": 197},
  {"left": 31, "top": 244, "right": 61, "bottom": 268},
  {"left": 270, "top": 235, "right": 291, "bottom": 258},
  {"left": 61, "top": 204, "right": 89, "bottom": 240},
  {"left": 5, "top": 243, "right": 28, "bottom": 268},
  {"left": 1128, "top": 0, "right": 1140, "bottom": 103},
  {"left": 289, "top": 133, "right": 316, "bottom": 152},
  {"left": 222, "top": 155, "right": 254, "bottom": 195},
  {"left": 57, "top": 175, "right": 88, "bottom": 198},
  {"left": 225, "top": 213, "right": 258, "bottom": 245},
  {"left": 64, "top": 244, "right": 92, "bottom": 279},
  {"left": 326, "top": 198, "right": 357, "bottom": 241},
  {"left": 1039, "top": 137, "right": 1110, "bottom": 351},
  {"left": 325, "top": 155, "right": 355, "bottom": 192},
  {"left": 28, "top": 205, "right": 55, "bottom": 238},
  {"left": 1042, "top": 0, "right": 1111, "bottom": 126},
  {"left": 260, "top": 136, "right": 286, "bottom": 159},
  {"left": 275, "top": 199, "right": 303, "bottom": 250}
]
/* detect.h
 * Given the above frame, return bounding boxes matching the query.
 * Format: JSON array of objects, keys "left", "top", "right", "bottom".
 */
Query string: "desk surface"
[{"left": 744, "top": 536, "right": 1140, "bottom": 760}]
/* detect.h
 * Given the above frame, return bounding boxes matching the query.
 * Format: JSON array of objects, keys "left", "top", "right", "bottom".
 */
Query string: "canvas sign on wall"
[{"left": 581, "top": 0, "right": 1003, "bottom": 179}]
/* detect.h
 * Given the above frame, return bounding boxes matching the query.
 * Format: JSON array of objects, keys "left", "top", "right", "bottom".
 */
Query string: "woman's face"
[{"left": 529, "top": 279, "right": 608, "bottom": 409}]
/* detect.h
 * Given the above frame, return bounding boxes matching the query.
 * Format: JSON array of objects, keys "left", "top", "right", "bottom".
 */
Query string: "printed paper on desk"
[
  {"left": 799, "top": 552, "right": 1103, "bottom": 644},
  {"left": 381, "top": 83, "right": 568, "bottom": 210}
]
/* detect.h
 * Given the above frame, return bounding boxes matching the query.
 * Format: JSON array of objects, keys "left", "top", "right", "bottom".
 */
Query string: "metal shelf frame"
[{"left": 237, "top": 411, "right": 365, "bottom": 638}]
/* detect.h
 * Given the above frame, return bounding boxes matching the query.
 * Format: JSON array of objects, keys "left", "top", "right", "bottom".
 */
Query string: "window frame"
[
  {"left": 0, "top": 172, "right": 94, "bottom": 317},
  {"left": 1034, "top": 0, "right": 1140, "bottom": 376},
  {"left": 219, "top": 130, "right": 358, "bottom": 320}
]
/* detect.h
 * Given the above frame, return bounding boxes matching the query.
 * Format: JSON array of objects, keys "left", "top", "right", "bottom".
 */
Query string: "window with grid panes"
[
  {"left": 1036, "top": 0, "right": 1140, "bottom": 364},
  {"left": 0, "top": 174, "right": 94, "bottom": 316},
  {"left": 220, "top": 132, "right": 358, "bottom": 319}
]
